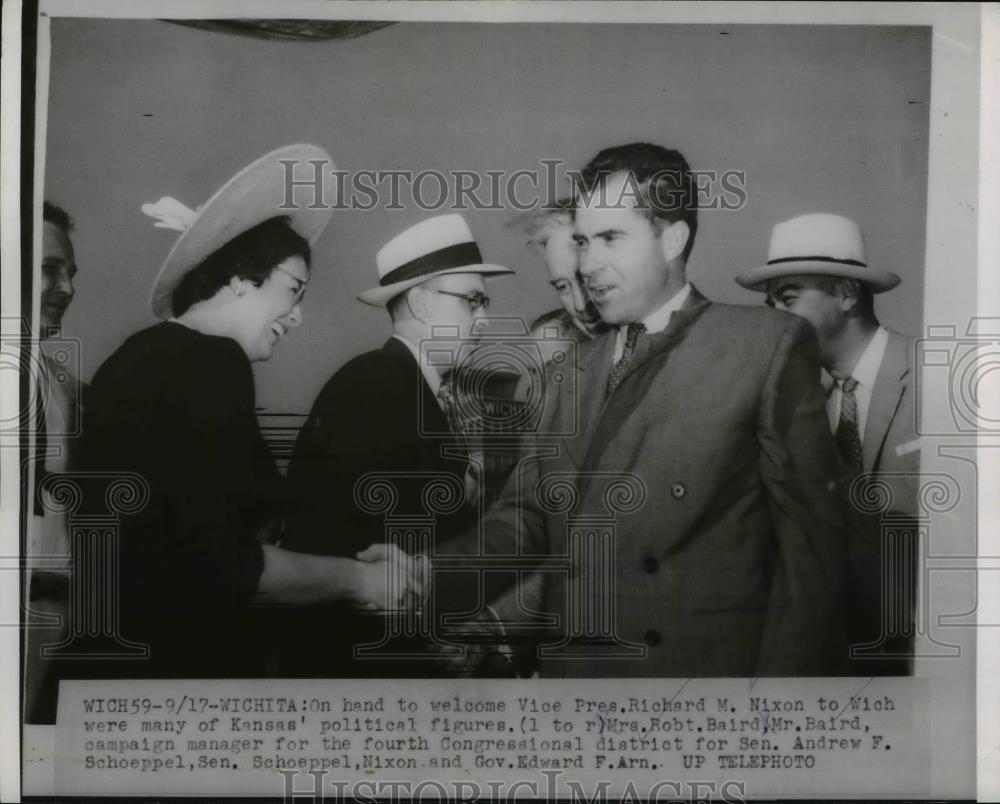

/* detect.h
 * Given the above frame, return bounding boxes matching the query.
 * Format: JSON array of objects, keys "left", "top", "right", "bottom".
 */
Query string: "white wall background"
[{"left": 45, "top": 20, "right": 930, "bottom": 415}]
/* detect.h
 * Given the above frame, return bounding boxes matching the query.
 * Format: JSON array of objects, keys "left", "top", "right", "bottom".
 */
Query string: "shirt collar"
[
  {"left": 843, "top": 326, "right": 889, "bottom": 390},
  {"left": 629, "top": 282, "right": 692, "bottom": 336},
  {"left": 392, "top": 333, "right": 443, "bottom": 398}
]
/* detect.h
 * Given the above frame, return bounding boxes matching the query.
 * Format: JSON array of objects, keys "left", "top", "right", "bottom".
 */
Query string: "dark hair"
[
  {"left": 838, "top": 277, "right": 876, "bottom": 321},
  {"left": 43, "top": 201, "right": 74, "bottom": 235},
  {"left": 171, "top": 216, "right": 310, "bottom": 316},
  {"left": 575, "top": 142, "right": 698, "bottom": 261}
]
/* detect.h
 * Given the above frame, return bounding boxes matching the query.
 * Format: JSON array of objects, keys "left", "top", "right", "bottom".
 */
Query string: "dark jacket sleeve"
[{"left": 755, "top": 315, "right": 849, "bottom": 675}]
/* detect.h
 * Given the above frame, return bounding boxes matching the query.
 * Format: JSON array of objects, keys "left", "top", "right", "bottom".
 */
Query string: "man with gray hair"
[{"left": 509, "top": 198, "right": 606, "bottom": 345}]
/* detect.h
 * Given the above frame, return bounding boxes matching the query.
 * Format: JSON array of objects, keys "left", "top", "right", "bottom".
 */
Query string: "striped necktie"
[
  {"left": 835, "top": 376, "right": 864, "bottom": 471},
  {"left": 606, "top": 322, "right": 646, "bottom": 398},
  {"left": 437, "top": 378, "right": 483, "bottom": 505}
]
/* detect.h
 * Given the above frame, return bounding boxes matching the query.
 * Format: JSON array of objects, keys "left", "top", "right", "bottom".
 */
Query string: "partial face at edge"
[{"left": 41, "top": 221, "right": 77, "bottom": 334}]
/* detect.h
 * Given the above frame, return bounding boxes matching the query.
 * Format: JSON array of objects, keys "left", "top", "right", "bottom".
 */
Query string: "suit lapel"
[
  {"left": 862, "top": 331, "right": 909, "bottom": 473},
  {"left": 603, "top": 285, "right": 711, "bottom": 398},
  {"left": 579, "top": 288, "right": 712, "bottom": 475},
  {"left": 572, "top": 334, "right": 615, "bottom": 457}
]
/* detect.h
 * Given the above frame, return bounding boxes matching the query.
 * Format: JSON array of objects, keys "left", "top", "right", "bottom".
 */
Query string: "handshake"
[
  {"left": 346, "top": 542, "right": 516, "bottom": 677},
  {"left": 348, "top": 542, "right": 431, "bottom": 612}
]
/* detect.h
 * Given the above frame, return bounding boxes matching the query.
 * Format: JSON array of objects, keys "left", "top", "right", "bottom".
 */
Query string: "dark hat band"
[
  {"left": 766, "top": 255, "right": 868, "bottom": 268},
  {"left": 380, "top": 241, "right": 483, "bottom": 287}
]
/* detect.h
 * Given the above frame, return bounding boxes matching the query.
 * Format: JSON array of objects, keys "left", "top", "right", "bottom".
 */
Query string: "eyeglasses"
[
  {"left": 435, "top": 289, "right": 491, "bottom": 312},
  {"left": 273, "top": 264, "right": 308, "bottom": 303}
]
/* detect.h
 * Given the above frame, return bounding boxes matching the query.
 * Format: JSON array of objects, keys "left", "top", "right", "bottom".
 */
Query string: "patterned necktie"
[
  {"left": 606, "top": 322, "right": 646, "bottom": 398},
  {"left": 835, "top": 376, "right": 864, "bottom": 471},
  {"left": 437, "top": 378, "right": 482, "bottom": 505},
  {"left": 439, "top": 378, "right": 475, "bottom": 451}
]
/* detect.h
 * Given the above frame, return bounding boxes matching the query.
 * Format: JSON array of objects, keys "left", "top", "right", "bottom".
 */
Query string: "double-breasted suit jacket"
[{"left": 445, "top": 288, "right": 849, "bottom": 677}]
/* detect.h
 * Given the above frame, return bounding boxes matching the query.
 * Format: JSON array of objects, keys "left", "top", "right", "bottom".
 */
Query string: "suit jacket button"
[
  {"left": 671, "top": 482, "right": 686, "bottom": 499},
  {"left": 644, "top": 629, "right": 661, "bottom": 647},
  {"left": 641, "top": 556, "right": 659, "bottom": 574}
]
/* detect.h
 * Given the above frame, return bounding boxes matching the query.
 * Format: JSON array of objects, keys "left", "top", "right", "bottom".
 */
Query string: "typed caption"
[{"left": 53, "top": 678, "right": 926, "bottom": 797}]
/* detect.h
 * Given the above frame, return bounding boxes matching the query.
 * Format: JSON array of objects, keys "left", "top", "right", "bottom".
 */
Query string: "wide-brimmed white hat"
[
  {"left": 143, "top": 144, "right": 334, "bottom": 319},
  {"left": 736, "top": 213, "right": 900, "bottom": 293},
  {"left": 358, "top": 213, "right": 513, "bottom": 307}
]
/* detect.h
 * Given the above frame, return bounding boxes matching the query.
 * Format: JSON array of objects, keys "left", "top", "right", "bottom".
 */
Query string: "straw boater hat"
[
  {"left": 142, "top": 144, "right": 334, "bottom": 319},
  {"left": 358, "top": 213, "right": 513, "bottom": 307},
  {"left": 736, "top": 213, "right": 900, "bottom": 293}
]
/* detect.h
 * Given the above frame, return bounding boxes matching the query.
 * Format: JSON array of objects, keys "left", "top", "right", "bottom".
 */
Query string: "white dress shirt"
[
  {"left": 28, "top": 347, "right": 81, "bottom": 574},
  {"left": 612, "top": 282, "right": 692, "bottom": 363},
  {"left": 827, "top": 325, "right": 889, "bottom": 438}
]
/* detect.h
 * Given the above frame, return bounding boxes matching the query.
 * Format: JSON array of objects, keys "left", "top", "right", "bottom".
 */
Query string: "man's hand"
[
  {"left": 352, "top": 543, "right": 430, "bottom": 611},
  {"left": 434, "top": 608, "right": 516, "bottom": 678}
]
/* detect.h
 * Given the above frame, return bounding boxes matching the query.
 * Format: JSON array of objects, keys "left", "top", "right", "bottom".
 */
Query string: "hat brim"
[
  {"left": 357, "top": 264, "right": 514, "bottom": 307},
  {"left": 149, "top": 144, "right": 335, "bottom": 319},
  {"left": 735, "top": 261, "right": 901, "bottom": 293}
]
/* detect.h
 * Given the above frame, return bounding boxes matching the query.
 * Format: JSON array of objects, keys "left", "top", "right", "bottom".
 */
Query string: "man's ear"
[
  {"left": 837, "top": 278, "right": 860, "bottom": 312},
  {"left": 658, "top": 219, "right": 690, "bottom": 264},
  {"left": 228, "top": 275, "right": 249, "bottom": 298},
  {"left": 403, "top": 287, "right": 426, "bottom": 320}
]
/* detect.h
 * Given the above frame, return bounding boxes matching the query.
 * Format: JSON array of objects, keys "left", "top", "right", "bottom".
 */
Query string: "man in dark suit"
[
  {"left": 285, "top": 214, "right": 512, "bottom": 675},
  {"left": 441, "top": 144, "right": 849, "bottom": 677},
  {"left": 737, "top": 212, "right": 918, "bottom": 674}
]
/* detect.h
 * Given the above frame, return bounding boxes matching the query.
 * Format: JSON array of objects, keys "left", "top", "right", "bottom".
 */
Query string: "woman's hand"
[
  {"left": 351, "top": 543, "right": 430, "bottom": 611},
  {"left": 254, "top": 544, "right": 425, "bottom": 607}
]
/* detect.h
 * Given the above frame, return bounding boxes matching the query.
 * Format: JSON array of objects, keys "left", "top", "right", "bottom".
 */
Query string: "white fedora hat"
[
  {"left": 736, "top": 213, "right": 900, "bottom": 293},
  {"left": 359, "top": 213, "right": 513, "bottom": 307},
  {"left": 144, "top": 144, "right": 334, "bottom": 319}
]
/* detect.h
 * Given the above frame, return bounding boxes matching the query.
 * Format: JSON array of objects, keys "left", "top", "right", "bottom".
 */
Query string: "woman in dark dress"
[{"left": 73, "top": 146, "right": 423, "bottom": 682}]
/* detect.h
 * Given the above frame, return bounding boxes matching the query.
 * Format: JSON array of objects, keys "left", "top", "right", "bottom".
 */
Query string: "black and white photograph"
[{"left": 2, "top": 1, "right": 995, "bottom": 801}]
